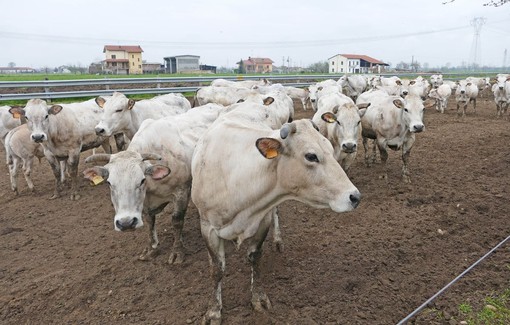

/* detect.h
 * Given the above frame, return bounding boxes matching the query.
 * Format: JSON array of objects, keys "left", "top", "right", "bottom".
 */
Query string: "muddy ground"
[{"left": 0, "top": 95, "right": 509, "bottom": 325}]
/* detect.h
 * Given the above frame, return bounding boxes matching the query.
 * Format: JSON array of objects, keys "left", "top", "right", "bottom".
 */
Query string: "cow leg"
[
  {"left": 271, "top": 207, "right": 284, "bottom": 252},
  {"left": 363, "top": 137, "right": 377, "bottom": 167},
  {"left": 377, "top": 139, "right": 389, "bottom": 180},
  {"left": 402, "top": 136, "right": 416, "bottom": 184},
  {"left": 68, "top": 153, "right": 81, "bottom": 200},
  {"left": 168, "top": 188, "right": 190, "bottom": 265},
  {"left": 201, "top": 221, "right": 225, "bottom": 325},
  {"left": 138, "top": 211, "right": 159, "bottom": 261},
  {"left": 114, "top": 133, "right": 126, "bottom": 151},
  {"left": 473, "top": 98, "right": 477, "bottom": 114},
  {"left": 247, "top": 212, "right": 272, "bottom": 312},
  {"left": 101, "top": 139, "right": 112, "bottom": 154},
  {"left": 22, "top": 157, "right": 35, "bottom": 192},
  {"left": 362, "top": 137, "right": 370, "bottom": 167},
  {"left": 45, "top": 152, "right": 63, "bottom": 199},
  {"left": 8, "top": 157, "right": 19, "bottom": 195}
]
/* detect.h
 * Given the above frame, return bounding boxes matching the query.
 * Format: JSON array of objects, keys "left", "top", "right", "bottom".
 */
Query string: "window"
[
  {"left": 332, "top": 61, "right": 335, "bottom": 65},
  {"left": 111, "top": 54, "right": 116, "bottom": 59},
  {"left": 341, "top": 61, "right": 343, "bottom": 65},
  {"left": 138, "top": 65, "right": 141, "bottom": 68},
  {"left": 341, "top": 68, "right": 343, "bottom": 72},
  {"left": 132, "top": 54, "right": 134, "bottom": 58},
  {"left": 112, "top": 62, "right": 117, "bottom": 67},
  {"left": 138, "top": 58, "right": 140, "bottom": 62},
  {"left": 132, "top": 62, "right": 135, "bottom": 66},
  {"left": 332, "top": 68, "right": 335, "bottom": 72}
]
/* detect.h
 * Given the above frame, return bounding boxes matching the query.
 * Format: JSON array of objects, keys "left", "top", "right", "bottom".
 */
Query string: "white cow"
[
  {"left": 466, "top": 76, "right": 491, "bottom": 92},
  {"left": 455, "top": 80, "right": 479, "bottom": 117},
  {"left": 428, "top": 84, "right": 452, "bottom": 113},
  {"left": 84, "top": 103, "right": 223, "bottom": 264},
  {"left": 308, "top": 79, "right": 338, "bottom": 111},
  {"left": 210, "top": 78, "right": 270, "bottom": 88},
  {"left": 284, "top": 86, "right": 310, "bottom": 111},
  {"left": 312, "top": 92, "right": 368, "bottom": 171},
  {"left": 9, "top": 98, "right": 110, "bottom": 200},
  {"left": 238, "top": 91, "right": 294, "bottom": 124},
  {"left": 192, "top": 109, "right": 361, "bottom": 323},
  {"left": 95, "top": 92, "right": 191, "bottom": 141},
  {"left": 492, "top": 75, "right": 510, "bottom": 117},
  {"left": 442, "top": 80, "right": 458, "bottom": 91},
  {"left": 337, "top": 74, "right": 369, "bottom": 101},
  {"left": 195, "top": 86, "right": 256, "bottom": 106},
  {"left": 360, "top": 92, "right": 434, "bottom": 183},
  {"left": 5, "top": 124, "right": 44, "bottom": 194},
  {"left": 0, "top": 105, "right": 22, "bottom": 145},
  {"left": 430, "top": 74, "right": 444, "bottom": 89}
]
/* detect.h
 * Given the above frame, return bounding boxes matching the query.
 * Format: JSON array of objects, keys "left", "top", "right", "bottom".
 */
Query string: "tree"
[
  {"left": 238, "top": 58, "right": 245, "bottom": 74},
  {"left": 396, "top": 61, "right": 410, "bottom": 70},
  {"left": 442, "top": 0, "right": 509, "bottom": 6},
  {"left": 7, "top": 62, "right": 15, "bottom": 68},
  {"left": 307, "top": 61, "right": 328, "bottom": 73}
]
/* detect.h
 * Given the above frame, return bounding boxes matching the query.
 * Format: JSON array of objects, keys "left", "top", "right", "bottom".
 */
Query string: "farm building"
[
  {"left": 164, "top": 55, "right": 200, "bottom": 74},
  {"left": 328, "top": 54, "right": 389, "bottom": 74},
  {"left": 237, "top": 57, "right": 274, "bottom": 74},
  {"left": 0, "top": 67, "right": 35, "bottom": 74},
  {"left": 102, "top": 45, "right": 143, "bottom": 75},
  {"left": 142, "top": 62, "right": 164, "bottom": 74}
]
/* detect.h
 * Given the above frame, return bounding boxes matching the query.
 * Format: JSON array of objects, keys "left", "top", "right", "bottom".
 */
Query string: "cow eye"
[
  {"left": 357, "top": 120, "right": 361, "bottom": 125},
  {"left": 404, "top": 108, "right": 409, "bottom": 112},
  {"left": 305, "top": 153, "right": 319, "bottom": 163},
  {"left": 106, "top": 180, "right": 111, "bottom": 186},
  {"left": 115, "top": 109, "right": 123, "bottom": 113},
  {"left": 45, "top": 115, "right": 49, "bottom": 119},
  {"left": 140, "top": 178, "right": 146, "bottom": 186}
]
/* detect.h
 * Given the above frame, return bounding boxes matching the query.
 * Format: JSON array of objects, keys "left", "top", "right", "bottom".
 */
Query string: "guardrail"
[{"left": 0, "top": 72, "right": 489, "bottom": 102}]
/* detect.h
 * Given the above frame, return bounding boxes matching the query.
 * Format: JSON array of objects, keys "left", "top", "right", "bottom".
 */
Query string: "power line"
[{"left": 0, "top": 25, "right": 472, "bottom": 49}]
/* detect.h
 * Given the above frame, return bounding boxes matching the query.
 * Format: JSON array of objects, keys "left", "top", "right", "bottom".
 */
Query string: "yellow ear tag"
[
  {"left": 326, "top": 116, "right": 336, "bottom": 123},
  {"left": 13, "top": 113, "right": 21, "bottom": 119},
  {"left": 266, "top": 148, "right": 278, "bottom": 159},
  {"left": 92, "top": 175, "right": 104, "bottom": 185}
]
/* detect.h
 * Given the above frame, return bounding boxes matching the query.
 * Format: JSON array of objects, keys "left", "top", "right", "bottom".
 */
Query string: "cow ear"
[
  {"left": 145, "top": 165, "right": 170, "bottom": 180},
  {"left": 95, "top": 97, "right": 106, "bottom": 108},
  {"left": 83, "top": 167, "right": 109, "bottom": 186},
  {"left": 263, "top": 97, "right": 274, "bottom": 106},
  {"left": 358, "top": 108, "right": 367, "bottom": 118},
  {"left": 256, "top": 138, "right": 282, "bottom": 159},
  {"left": 423, "top": 99, "right": 436, "bottom": 109},
  {"left": 393, "top": 99, "right": 405, "bottom": 109},
  {"left": 49, "top": 105, "right": 63, "bottom": 115},
  {"left": 318, "top": 86, "right": 323, "bottom": 91},
  {"left": 127, "top": 99, "right": 136, "bottom": 110},
  {"left": 357, "top": 102, "right": 370, "bottom": 110},
  {"left": 396, "top": 80, "right": 402, "bottom": 85},
  {"left": 410, "top": 80, "right": 416, "bottom": 85},
  {"left": 9, "top": 107, "right": 25, "bottom": 119},
  {"left": 467, "top": 83, "right": 472, "bottom": 86},
  {"left": 236, "top": 99, "right": 245, "bottom": 103},
  {"left": 321, "top": 112, "right": 337, "bottom": 123}
]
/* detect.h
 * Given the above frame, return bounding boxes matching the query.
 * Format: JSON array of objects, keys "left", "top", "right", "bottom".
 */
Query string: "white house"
[{"left": 328, "top": 54, "right": 389, "bottom": 74}]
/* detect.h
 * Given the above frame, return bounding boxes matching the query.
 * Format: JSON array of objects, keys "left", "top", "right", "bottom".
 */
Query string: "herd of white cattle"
[{"left": 1, "top": 72, "right": 509, "bottom": 323}]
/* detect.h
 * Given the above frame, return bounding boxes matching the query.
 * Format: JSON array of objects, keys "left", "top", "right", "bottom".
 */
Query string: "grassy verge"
[{"left": 457, "top": 288, "right": 510, "bottom": 325}]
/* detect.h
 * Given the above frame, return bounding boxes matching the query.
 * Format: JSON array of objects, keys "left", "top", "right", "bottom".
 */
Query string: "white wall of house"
[{"left": 328, "top": 55, "right": 347, "bottom": 74}]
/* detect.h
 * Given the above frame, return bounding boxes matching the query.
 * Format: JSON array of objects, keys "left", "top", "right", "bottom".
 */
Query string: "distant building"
[
  {"left": 102, "top": 45, "right": 143, "bottom": 75},
  {"left": 164, "top": 55, "right": 200, "bottom": 73},
  {"left": 142, "top": 62, "right": 164, "bottom": 74},
  {"left": 237, "top": 57, "right": 274, "bottom": 74},
  {"left": 88, "top": 62, "right": 103, "bottom": 74},
  {"left": 328, "top": 54, "right": 389, "bottom": 74},
  {"left": 0, "top": 67, "right": 35, "bottom": 74},
  {"left": 199, "top": 64, "right": 217, "bottom": 74}
]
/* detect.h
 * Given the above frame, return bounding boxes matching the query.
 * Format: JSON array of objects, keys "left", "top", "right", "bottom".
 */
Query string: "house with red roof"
[
  {"left": 328, "top": 54, "right": 389, "bottom": 74},
  {"left": 237, "top": 57, "right": 274, "bottom": 74},
  {"left": 102, "top": 45, "right": 143, "bottom": 75}
]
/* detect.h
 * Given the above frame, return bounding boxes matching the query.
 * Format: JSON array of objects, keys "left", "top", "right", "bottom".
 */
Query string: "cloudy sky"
[{"left": 1, "top": 0, "right": 509, "bottom": 69}]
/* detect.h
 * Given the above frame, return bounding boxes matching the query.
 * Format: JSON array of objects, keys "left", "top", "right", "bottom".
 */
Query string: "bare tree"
[
  {"left": 7, "top": 62, "right": 16, "bottom": 68},
  {"left": 443, "top": 0, "right": 509, "bottom": 6},
  {"left": 307, "top": 61, "right": 328, "bottom": 73}
]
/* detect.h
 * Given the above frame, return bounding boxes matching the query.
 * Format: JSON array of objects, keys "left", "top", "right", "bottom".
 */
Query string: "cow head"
[
  {"left": 256, "top": 120, "right": 361, "bottom": 212},
  {"left": 95, "top": 92, "right": 136, "bottom": 137},
  {"left": 393, "top": 96, "right": 426, "bottom": 133},
  {"left": 320, "top": 103, "right": 369, "bottom": 154},
  {"left": 9, "top": 99, "right": 62, "bottom": 143},
  {"left": 83, "top": 151, "right": 170, "bottom": 231}
]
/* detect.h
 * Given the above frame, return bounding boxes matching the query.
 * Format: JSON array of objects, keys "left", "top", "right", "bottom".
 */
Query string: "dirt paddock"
[{"left": 1, "top": 95, "right": 509, "bottom": 324}]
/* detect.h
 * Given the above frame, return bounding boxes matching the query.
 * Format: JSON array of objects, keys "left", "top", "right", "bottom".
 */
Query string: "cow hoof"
[
  {"left": 138, "top": 248, "right": 159, "bottom": 261},
  {"left": 275, "top": 240, "right": 284, "bottom": 253},
  {"left": 70, "top": 194, "right": 81, "bottom": 201},
  {"left": 168, "top": 250, "right": 185, "bottom": 265},
  {"left": 251, "top": 292, "right": 272, "bottom": 312},
  {"left": 202, "top": 309, "right": 222, "bottom": 325}
]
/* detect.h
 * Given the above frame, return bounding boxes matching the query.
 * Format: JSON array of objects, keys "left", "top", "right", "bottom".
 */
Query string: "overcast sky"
[{"left": 1, "top": 0, "right": 509, "bottom": 69}]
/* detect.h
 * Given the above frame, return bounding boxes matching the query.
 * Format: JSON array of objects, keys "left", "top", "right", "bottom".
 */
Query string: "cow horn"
[
  {"left": 141, "top": 153, "right": 162, "bottom": 161},
  {"left": 280, "top": 123, "right": 297, "bottom": 139},
  {"left": 85, "top": 154, "right": 111, "bottom": 163}
]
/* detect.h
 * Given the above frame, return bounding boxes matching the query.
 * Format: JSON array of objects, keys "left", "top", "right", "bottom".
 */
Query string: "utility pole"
[
  {"left": 469, "top": 17, "right": 486, "bottom": 70},
  {"left": 503, "top": 49, "right": 507, "bottom": 68}
]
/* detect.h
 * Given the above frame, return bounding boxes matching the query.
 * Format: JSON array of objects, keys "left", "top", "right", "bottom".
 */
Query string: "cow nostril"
[
  {"left": 115, "top": 220, "right": 124, "bottom": 231},
  {"left": 130, "top": 217, "right": 138, "bottom": 228},
  {"left": 96, "top": 128, "right": 105, "bottom": 134},
  {"left": 349, "top": 192, "right": 361, "bottom": 208}
]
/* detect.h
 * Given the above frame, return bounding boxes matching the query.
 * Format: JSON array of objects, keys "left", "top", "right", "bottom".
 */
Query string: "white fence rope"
[{"left": 396, "top": 234, "right": 510, "bottom": 325}]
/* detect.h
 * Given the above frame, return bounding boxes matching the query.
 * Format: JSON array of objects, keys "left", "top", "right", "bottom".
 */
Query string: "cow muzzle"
[
  {"left": 31, "top": 134, "right": 46, "bottom": 143},
  {"left": 95, "top": 126, "right": 107, "bottom": 136},
  {"left": 115, "top": 217, "right": 140, "bottom": 231},
  {"left": 342, "top": 142, "right": 357, "bottom": 153},
  {"left": 412, "top": 124, "right": 424, "bottom": 133}
]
